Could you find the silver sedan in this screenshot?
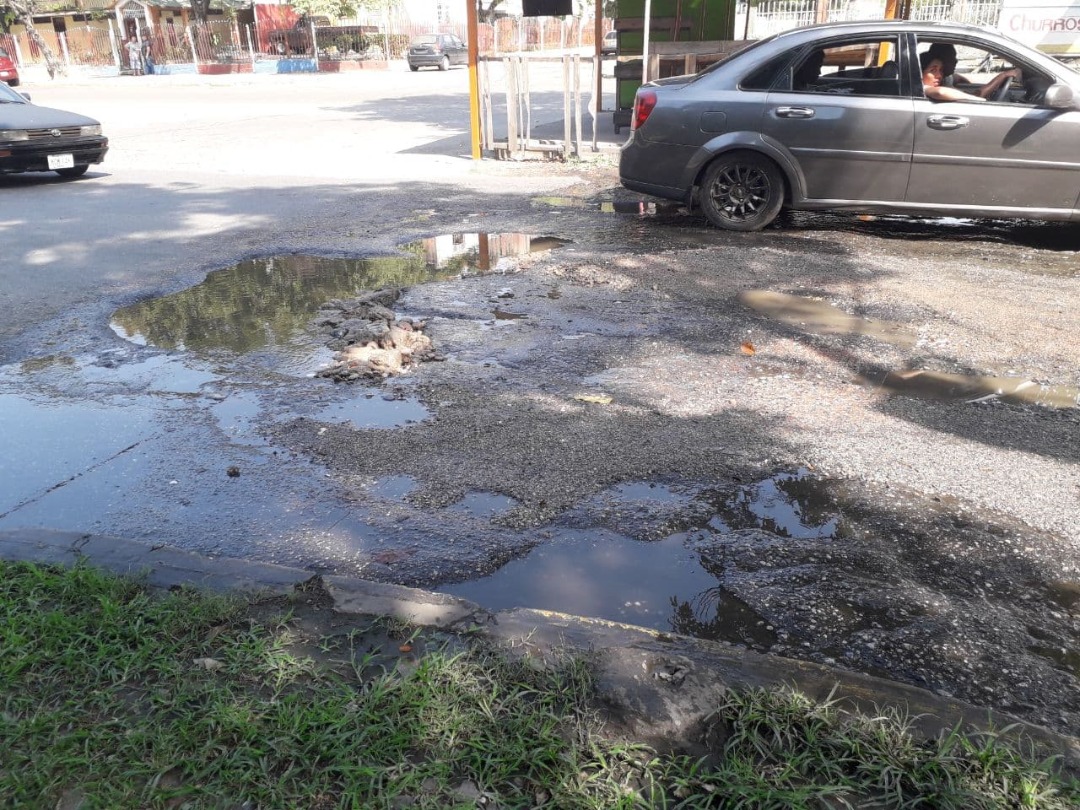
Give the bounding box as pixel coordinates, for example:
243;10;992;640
619;20;1080;230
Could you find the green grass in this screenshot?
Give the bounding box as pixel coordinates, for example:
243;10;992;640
1;560;1078;809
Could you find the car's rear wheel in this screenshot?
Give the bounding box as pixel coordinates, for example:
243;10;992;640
55;164;89;179
699;152;785;232
409;63;419;71
439;55;449;71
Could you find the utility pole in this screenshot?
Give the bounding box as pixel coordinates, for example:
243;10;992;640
467;0;482;159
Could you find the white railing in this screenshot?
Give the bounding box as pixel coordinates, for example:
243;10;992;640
738;0;1005;39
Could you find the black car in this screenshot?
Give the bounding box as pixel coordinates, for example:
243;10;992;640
407;33;467;72
0;82;108;178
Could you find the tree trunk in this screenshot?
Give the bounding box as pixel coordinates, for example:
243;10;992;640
19;17;65;79
189;0;211;23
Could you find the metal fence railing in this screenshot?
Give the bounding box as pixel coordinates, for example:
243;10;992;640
2;2;1007;75
0;13;608;74
738;0;1005;39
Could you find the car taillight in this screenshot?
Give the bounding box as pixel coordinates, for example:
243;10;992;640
632;90;657;131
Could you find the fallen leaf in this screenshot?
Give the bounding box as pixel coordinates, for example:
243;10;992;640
740;341;756;356
193;657;225;671
398;644;413;654
573;393;612;405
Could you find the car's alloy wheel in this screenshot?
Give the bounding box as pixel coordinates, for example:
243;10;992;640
55;164;89;178
439;55;450;71
700;152;785;232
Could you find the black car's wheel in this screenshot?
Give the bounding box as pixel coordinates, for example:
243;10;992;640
439;55;450;71
55;164;89;178
409;63;419;71
699;152;785;232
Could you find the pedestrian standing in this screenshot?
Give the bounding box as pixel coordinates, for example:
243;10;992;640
126;37;142;75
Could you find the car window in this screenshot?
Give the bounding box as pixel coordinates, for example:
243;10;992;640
0;46;10;59
785;38;902;97
412;35;437;46
916;38;1050;104
739;53;794;90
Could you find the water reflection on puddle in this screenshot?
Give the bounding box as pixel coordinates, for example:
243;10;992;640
0;393;156;517
110;235;569;372
312;396;429;428
441;469;835;644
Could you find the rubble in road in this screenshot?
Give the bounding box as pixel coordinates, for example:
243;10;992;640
313;288;443;381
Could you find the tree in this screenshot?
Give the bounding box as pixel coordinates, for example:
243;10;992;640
478;0;506;23
292;0;359;20
4;0;64;78
189;0;211;23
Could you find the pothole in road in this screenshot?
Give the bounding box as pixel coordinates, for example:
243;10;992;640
440;469;835;647
109;234;570;375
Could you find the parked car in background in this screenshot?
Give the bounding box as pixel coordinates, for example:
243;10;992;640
0;45;19;86
407;34;467;71
601;29;618;56
0;82;108;178
620;20;1080;231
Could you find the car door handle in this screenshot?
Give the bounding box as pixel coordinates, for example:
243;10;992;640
927;115;969;130
775;106;815;119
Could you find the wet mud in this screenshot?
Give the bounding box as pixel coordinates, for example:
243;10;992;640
3;189;1079;741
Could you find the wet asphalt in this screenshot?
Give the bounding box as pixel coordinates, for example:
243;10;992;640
1;70;1078;738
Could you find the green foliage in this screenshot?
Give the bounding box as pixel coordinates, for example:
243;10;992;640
3;560;1078;809
292;0;358;20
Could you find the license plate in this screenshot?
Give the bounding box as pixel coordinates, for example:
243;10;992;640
47;153;74;170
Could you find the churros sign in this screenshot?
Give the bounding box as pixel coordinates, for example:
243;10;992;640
998;0;1080;54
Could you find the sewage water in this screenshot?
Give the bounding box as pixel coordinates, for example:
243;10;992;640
110;235;569;372
441;469;836;645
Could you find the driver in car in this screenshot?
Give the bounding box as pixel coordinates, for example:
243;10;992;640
920;44;1019;100
920;50;1020;101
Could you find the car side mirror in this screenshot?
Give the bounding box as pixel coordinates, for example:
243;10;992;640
1043;82;1075;109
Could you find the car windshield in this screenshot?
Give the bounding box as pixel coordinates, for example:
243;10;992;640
0;82;25;103
412;36;438;46
0;46;10;58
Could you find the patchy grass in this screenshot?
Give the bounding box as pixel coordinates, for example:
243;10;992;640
1;560;1078;809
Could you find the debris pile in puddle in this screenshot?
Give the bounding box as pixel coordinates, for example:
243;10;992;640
313;288;443;382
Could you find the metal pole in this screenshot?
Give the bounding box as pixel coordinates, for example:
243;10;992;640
594;0;602;111
467;0;482;159
641;0;651;85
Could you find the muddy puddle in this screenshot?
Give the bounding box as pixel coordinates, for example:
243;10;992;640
109;234;569;373
442;469;834;647
740;290;1080;409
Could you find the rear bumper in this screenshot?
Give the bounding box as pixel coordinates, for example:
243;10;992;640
407;53;444;67
0;137;109;174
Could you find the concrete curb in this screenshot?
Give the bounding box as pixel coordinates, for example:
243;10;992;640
3;528;1078;770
